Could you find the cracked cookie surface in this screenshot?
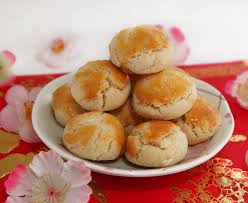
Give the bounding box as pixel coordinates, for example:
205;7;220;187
132;68;197;120
51;83;86;127
63;111;126;161
109;25;174;74
71;60;131;111
125;121;188;167
175;96;221;145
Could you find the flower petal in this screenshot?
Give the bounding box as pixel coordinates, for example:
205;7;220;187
19;120;41;143
61;160;91;188
0;105;19;132
4;164;36;197
28;87;42;101
170;27;185;43
225;80;234;95
14;100;25;124
158;25;189;64
2;51;16;67
30;173;69;203
169;28;189;65
231;70;248;109
36;51;60;69
29;150;64;177
64;185;92;203
36;32;84;69
5;196;30;203
174;45;190;64
5;85;28;107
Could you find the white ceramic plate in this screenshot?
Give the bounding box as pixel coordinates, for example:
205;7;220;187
32;73;234;177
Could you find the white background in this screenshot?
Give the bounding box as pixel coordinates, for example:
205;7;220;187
1;0;248;75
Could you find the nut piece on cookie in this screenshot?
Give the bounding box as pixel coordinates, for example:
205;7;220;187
175;96;221;145
51;83;86;127
109;25;174;74
71;60;131;111
132;68;197;120
110;98;144;135
63;112;126;161
125;121;188;168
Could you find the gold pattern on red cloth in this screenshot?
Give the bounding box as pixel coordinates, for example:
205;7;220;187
0;130;20;154
0;91;3;98
184;63;247;78
0;152;35;178
89;181;108;203
172;158;248;202
230;134;247;142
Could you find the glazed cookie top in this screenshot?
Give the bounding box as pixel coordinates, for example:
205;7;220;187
73;60;129;101
133;68;194;105
126;121;178;156
52;83;85;116
183;96;221;128
63;111;126;149
112;25;170;63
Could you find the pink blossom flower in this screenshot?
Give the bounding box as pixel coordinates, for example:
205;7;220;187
36;32;84;69
5;150;92;203
155;25;190;64
0;50;16;86
230;70;248;109
0;85;42;143
224;79;234;96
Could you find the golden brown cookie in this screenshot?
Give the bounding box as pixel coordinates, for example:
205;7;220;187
63;112;126;161
125;121;188;167
110;98;144;135
51;83;86;127
71;60;131;111
132;68;197;120
109;25;174;74
176;96;221;145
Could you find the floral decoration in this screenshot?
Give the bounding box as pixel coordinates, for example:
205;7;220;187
5;150;92;203
230;70;248;110
0;50;16;86
155;24;190;64
0;85;41;143
36;32;84;69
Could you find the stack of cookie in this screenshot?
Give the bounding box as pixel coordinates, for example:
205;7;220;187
51;25;221;168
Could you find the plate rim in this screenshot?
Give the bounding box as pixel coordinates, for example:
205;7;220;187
32;73;235;177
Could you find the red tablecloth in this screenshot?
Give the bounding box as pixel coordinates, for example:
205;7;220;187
0;61;247;203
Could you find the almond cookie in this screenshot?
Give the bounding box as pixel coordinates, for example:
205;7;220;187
132;68;197;120
125;121;188;167
71;60;131;111
51;83;85;127
63;112;126;161
110;98;144;135
109;25;174;74
176;96;221;145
